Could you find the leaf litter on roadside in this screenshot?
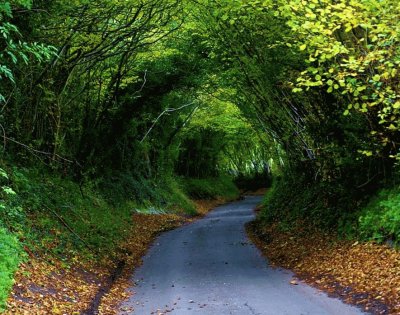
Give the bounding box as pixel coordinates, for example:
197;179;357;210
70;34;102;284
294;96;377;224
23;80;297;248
5;199;225;314
247;221;400;315
5;213;188;315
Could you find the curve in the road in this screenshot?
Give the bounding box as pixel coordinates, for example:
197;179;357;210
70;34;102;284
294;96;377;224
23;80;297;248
119;196;366;315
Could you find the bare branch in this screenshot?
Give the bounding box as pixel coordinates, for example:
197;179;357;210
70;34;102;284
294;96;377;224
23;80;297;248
140;101;197;143
2;135;75;164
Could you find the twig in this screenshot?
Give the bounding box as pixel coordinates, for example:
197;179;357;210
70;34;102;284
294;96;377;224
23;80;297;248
0;123;6;150
140;101;197;143
43;205;93;251
357;173;380;189
136;70;147;95
3;135;75;164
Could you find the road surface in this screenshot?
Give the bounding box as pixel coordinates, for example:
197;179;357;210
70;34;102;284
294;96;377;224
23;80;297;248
119;196;365;315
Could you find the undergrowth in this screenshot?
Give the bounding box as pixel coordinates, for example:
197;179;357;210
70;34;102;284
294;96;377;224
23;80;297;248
0;167;24;312
181;175;240;200
0;163;240;310
0;228;22;312
259;174;357;230
234;171;272;191
259;171;400;245
357;186;400;245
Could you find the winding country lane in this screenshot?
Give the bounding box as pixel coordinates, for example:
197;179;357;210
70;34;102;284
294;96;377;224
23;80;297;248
119;196;366;315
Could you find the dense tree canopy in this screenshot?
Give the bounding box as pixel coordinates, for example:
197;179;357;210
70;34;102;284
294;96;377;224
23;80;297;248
0;0;398;219
1;0;400;311
0;0;399;292
0;0;396;169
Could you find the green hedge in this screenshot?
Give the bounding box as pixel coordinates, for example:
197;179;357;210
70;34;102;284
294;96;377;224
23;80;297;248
181;176;239;200
0;227;21;311
358;187;400;245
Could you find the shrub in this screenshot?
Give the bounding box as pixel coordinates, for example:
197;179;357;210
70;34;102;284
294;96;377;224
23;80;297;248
181;176;239;200
155;176;197;215
258;172;357;230
358;187;400;244
0;227;22;311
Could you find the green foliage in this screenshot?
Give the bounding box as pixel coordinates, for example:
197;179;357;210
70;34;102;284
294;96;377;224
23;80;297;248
0;168;25;235
259;169;360;230
99;172;160;206
175;128;224;178
275;0;400;156
0;167;23;312
0;1;55;102
358;187;400;244
181;176;239;201
99;172;196;215
7;167;131;259
183;98;271;177
2;0;400;309
156;176;197;215
258;166;400;246
0;227;21;312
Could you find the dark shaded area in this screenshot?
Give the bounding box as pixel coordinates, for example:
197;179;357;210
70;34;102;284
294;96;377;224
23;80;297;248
234;171;272;192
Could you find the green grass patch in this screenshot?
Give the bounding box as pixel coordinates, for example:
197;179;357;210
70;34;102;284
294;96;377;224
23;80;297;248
258;174;358;230
98;171;196;214
181;175;240;200
0;227;22;312
7;167;131;261
357;186;400;245
0;164;239;310
9;168;199;260
156;176;197;215
258;171;400;245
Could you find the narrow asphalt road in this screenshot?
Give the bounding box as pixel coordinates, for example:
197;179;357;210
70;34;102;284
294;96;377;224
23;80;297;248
119;196;366;315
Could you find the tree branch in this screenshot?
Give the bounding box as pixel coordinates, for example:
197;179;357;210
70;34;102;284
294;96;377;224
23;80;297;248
140;101;197;143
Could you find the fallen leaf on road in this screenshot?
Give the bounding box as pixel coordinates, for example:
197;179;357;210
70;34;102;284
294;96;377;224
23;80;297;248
247;221;400;314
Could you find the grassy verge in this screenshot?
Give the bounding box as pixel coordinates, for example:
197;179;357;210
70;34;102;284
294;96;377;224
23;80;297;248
180;175;240;201
356;186;400;245
0;228;21;312
0;164;239;313
258;173;400;245
250;175;400;314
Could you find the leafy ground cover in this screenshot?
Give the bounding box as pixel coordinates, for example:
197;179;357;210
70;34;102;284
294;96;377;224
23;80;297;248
5;213;188;315
0;228;21;312
357;186;400;245
247;221;400;315
181;176;240;201
1;166;239;314
99;213;191;314
99;194;239;314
